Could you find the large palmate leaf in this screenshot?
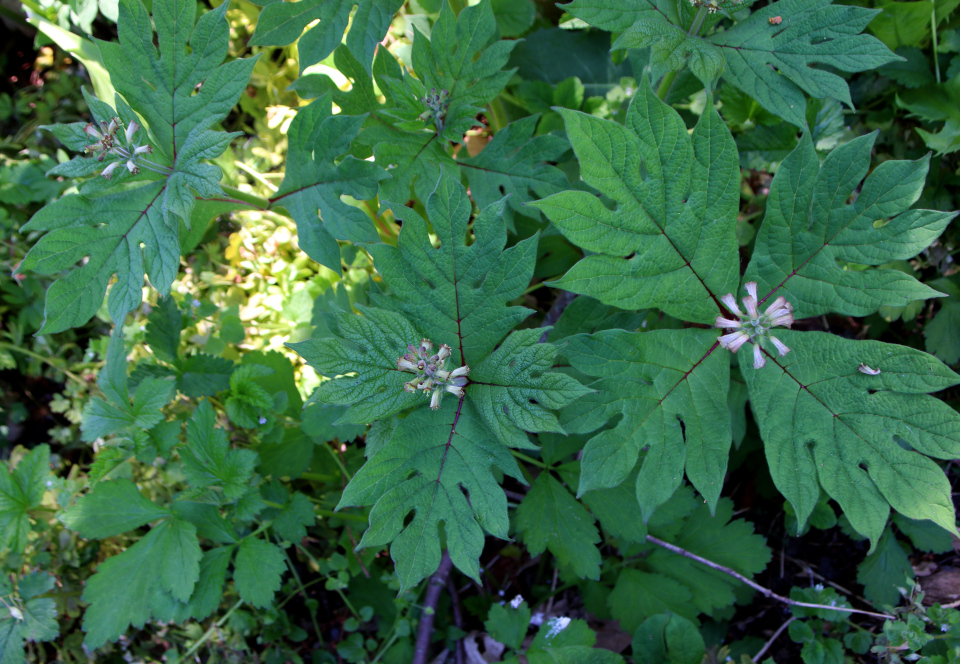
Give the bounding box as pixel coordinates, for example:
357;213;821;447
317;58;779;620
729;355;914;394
531;78;740;325
744;133;955;319
561;329;730;519
269;95;388;273
707;0;898;126
357;1;516;203
250;0;403;73
741;331;960;547
17;0;257;333
565;0;898;127
292;170;589;588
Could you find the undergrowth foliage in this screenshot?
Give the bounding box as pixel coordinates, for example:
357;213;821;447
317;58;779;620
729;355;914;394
5;0;960;660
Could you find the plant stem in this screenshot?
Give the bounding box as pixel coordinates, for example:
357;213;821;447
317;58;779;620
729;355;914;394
486;96;508;133
314;508;369;523
280;539;324;645
645;535;895;620
932;5;942;83
656;71;679;101
511;450;549;469
220;185;271;211
658;4;709;101
412;552;455;664
753;616;795;661
0;343;86;384
181;598;244;661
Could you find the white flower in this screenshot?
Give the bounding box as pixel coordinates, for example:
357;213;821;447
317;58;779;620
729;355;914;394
753;344;766;369
769;336;790;357
530;612;545;626
430;390;442;410
546;617;571;640
101;161;120;179
125;121;139;143
397;358;419;373
133;144;152;155
258;416;267;425
858;363;881;375
126;160;140;174
720;293;742;317
715;316;741;329
509;595;524;609
437;344;451;362
719;330;750;353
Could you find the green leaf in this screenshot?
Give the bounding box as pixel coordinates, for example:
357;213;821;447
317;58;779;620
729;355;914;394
612;24;725;88
19;0;256;333
224;364;276;429
745;133;955;319
926;301;960;364
608;570;697;634
61;479;169;539
709;0;899;126
180;400;258;499
0;445;50;556
491;0;535;37
250;0;403;73
410;1;519;139
869;2;934;50
580;472;649;545
186;546;233;621
18;574;58;644
893;514;954;553
857;528;914;605
81;517;201;647
533;80;740;325
458;114;571;230
645;499;771;617
741;330;960;547
515;473;602;580
338;400;523;590
270;95;388;273
233;538;286;608
262;484;316;542
632;613;705;664
485;600;531;650
562;329;730;519
170;501;238;544
145;297;182;363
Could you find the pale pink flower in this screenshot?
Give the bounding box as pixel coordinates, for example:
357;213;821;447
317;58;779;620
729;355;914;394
719;330;750;352
720;293;742;317
769;336;791;357
753;344;766;369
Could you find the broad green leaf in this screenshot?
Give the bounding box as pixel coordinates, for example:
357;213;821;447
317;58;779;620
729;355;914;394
409;1;519;140
491;0;535;37
186;546;233;621
741;330;960;546
298;171;588;587
645;499;771;616
374;171;539;365
612;24;725;88
17;573;58;644
709;0;899;126
170;502;238;544
0;445;50;556
61;479;170;539
338;399;523;590
81;517;201;647
485;601;532;650
869;2;934;50
580;472;649;545
233;538;286;608
224;364;275;429
607;570;696;634
893;514;954;553
515;473;602;580
632;613;705;664
458;114;570;230
533;80;740;325
857;529;913;605
925;301;960;364
270;95;388;273
745;133;955;319
181;400;258;499
19;0;257;333
250;0;403;73
546;297;647;342
561;329;730;518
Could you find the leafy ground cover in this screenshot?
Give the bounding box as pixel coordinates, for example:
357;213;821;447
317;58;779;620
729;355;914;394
2;0;960;662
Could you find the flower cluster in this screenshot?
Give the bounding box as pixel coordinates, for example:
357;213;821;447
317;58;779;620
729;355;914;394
397;339;470;410
84;118;153;179
687;0;743;12
418;88;451;131
715;282;794;369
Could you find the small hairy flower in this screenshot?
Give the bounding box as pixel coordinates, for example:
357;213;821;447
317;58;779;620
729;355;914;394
396;337;470;410
715;283;794;368
858;363;881;375
101;161;120;179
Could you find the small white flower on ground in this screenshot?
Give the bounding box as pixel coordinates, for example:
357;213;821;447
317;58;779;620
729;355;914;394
545;616;571;640
530;612;545;626
509;595;524;609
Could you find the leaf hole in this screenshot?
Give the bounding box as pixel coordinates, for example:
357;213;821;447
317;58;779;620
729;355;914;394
498;185;506;196
528;398;539;406
624;252;636;260
676;414;686;442
403;510;415;528
459;484;472;508
858;461;869;473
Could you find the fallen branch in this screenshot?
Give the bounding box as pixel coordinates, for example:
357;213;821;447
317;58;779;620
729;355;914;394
646;535;895;620
413;552;455;664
